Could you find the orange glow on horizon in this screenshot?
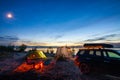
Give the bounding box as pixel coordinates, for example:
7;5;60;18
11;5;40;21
12;40;120;46
13;41;83;46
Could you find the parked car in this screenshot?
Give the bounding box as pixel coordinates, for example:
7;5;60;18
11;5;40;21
75;43;120;74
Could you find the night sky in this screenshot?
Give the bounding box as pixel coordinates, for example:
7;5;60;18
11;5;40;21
0;0;120;46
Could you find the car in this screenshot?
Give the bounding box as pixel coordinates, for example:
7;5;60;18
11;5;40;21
74;43;120;74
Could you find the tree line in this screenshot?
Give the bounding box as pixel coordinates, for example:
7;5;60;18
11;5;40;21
0;44;27;52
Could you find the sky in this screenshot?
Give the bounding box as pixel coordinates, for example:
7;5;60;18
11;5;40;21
0;0;120;46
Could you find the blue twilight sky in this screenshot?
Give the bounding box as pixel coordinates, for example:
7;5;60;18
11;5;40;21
0;0;120;46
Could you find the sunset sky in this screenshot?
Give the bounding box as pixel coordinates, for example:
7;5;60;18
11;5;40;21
0;0;120;46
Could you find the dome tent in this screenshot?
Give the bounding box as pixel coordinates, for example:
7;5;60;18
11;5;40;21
26;50;47;59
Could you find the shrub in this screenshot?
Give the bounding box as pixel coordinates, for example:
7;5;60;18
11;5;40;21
18;44;27;52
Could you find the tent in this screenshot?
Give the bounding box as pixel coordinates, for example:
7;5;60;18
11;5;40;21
26;50;47;59
56;46;73;58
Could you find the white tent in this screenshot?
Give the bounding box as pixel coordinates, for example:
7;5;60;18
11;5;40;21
56;46;73;58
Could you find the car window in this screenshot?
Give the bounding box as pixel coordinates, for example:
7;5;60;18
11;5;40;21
95;51;101;56
103;51;107;57
89;50;94;55
116;50;120;54
107;51;120;58
80;50;85;55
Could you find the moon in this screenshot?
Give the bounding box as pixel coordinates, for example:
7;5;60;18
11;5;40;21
7;13;13;18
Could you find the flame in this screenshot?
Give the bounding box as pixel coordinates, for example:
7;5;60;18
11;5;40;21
13;61;44;73
35;64;40;69
13;62;33;73
40;62;43;68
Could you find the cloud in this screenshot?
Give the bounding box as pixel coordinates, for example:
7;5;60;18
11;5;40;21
85;33;120;42
0;36;19;45
0;35;52;46
0;36;19;41
85;38;105;42
54;35;63;40
102;34;119;38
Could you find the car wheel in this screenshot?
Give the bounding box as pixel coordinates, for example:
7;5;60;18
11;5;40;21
79;63;90;74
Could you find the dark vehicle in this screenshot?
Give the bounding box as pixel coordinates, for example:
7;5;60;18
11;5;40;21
75;43;120;74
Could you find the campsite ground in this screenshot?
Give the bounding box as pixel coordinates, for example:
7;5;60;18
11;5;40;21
0;52;120;80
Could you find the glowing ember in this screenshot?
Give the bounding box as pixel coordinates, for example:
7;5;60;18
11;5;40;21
40;62;43;68
13;62;33;72
34;62;43;70
35;64;40;69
